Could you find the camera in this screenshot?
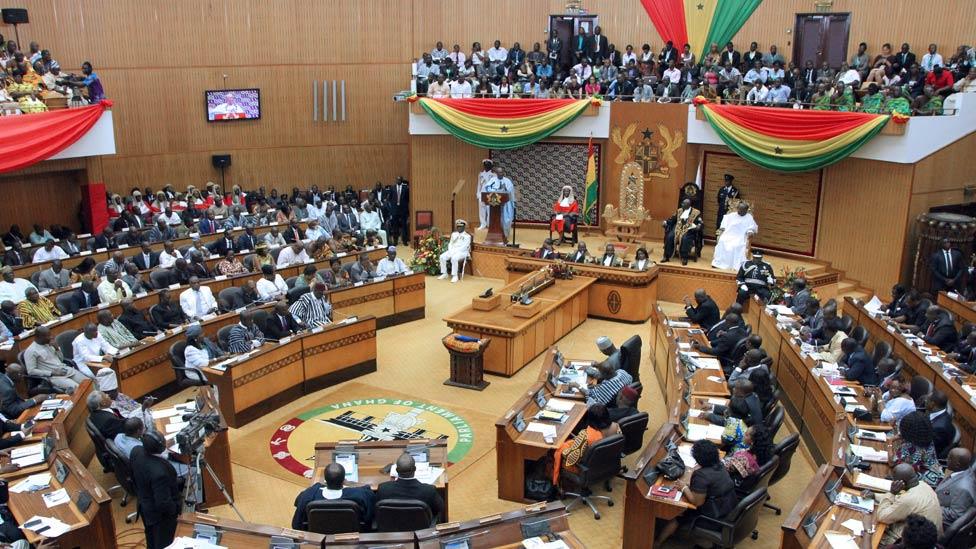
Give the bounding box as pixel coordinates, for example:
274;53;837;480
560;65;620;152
175;412;222;455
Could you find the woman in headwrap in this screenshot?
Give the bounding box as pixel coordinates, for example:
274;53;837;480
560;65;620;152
550;185;579;245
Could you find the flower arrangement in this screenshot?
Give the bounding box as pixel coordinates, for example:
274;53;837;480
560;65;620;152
546;260;575;280
410;227;445;275
769;267;819;305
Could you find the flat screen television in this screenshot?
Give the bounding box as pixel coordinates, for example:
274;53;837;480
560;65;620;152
205;88;260;121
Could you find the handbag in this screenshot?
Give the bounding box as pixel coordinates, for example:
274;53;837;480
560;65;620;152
655;447;687;481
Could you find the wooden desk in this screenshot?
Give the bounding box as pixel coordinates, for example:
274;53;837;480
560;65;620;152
444;273;595;377
330;271;426;329
325;531;417;547
174;512;325;548
415;501;579;549
312;439;449;521
495;382;587;502
205;317;377;428
938;291;976;330
536;346;593;401
651;309;729;405
15;379;94;466
7;449;115;547
505;256;658;322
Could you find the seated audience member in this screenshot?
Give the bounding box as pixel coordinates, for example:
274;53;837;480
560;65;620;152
179;277;218;320
16;287;60;329
227;311;264;354
304;219;329;242
723;424;774;494
215;249;247;276
683;289;720;330
597;243;623;267
566;242;590;263
376;453;445;521
320;258;350;288
630;247;653;270
711;202;757;270
728;349;768;384
839;337;879;386
718;396;751;452
208;229;238;257
784;278;812;315
706;304;744;342
183;325;224;372
0;301;22;336
918;306;958;350
264;227;287;248
692;313;748;367
0;267;36;304
256;264;288;301
24;326;89;392
656;440;737;546
236;226;259;252
113;417;188;476
294;264;325;290
595;336;622;371
809;319;847;363
709;379;763;427
936;448;976;530
872;377;918;425
550;186;579;245
376;247;410;276
571;359;633;407
32;239;68;264
158;241;182;268
264;301;301;340
875;463;943;545
36;259;70;291
147;220;175;244
884;284;910;319
2;242;28;267
72;322;119;377
749;368;776;412
151;289;187;329
97;309;140;350
358;202;387;245
345;252;376;283
122;263;148;295
97;267;132;304
292;462;375;530
923;391;955;460
283;220;305;244
290;283;333;328
28;225;54;246
87;390;126;440
608;385;639;422
552;404;621;485
67;280;100;313
895;411;945;488
533;238;558;260
132;242;159;271
118;299;159;339
0;363;55;419
276;242;310;268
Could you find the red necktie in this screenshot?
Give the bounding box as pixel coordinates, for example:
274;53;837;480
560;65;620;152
927;324;935;337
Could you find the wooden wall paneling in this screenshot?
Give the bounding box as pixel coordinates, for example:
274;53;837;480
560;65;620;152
701;152;821;255
409;135;487;234
0;171;85;233
817;158;913;292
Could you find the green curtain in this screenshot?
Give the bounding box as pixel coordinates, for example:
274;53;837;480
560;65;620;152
701;0;763;59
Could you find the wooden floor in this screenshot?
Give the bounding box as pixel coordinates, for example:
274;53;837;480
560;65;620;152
98;238;822;549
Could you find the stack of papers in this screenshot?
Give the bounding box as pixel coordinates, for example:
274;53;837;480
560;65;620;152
525;422;558;439
42;488;69;508
849;444;888;463
842;518;865;535
677;444;698;467
686;423;724;441
522;538;570;549
835;491;875;513
864;295;884;314
667;320;691;328
11;443;45;467
545;398;574;413
22;515;71;538
853;472;893;492
10;473;51;493
165;538;226;549
824;532;860;549
697;358;722;371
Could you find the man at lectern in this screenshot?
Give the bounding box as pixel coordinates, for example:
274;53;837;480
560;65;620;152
476;159;494;230
485;167;515;240
438;220;472;283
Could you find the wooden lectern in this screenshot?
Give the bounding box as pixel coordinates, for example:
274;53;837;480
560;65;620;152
442;334;491;391
481;191;509;246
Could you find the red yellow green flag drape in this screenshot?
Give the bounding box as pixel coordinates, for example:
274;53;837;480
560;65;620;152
639;0;763;61
415;98;595;149
700;103;890;172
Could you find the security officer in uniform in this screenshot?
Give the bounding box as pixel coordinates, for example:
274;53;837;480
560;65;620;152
716;173;740;228
736;249;775;304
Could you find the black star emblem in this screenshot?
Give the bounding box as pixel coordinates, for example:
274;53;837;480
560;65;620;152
774;146;783;154
500;125;509;133
641;128;653;139
697;3;704;9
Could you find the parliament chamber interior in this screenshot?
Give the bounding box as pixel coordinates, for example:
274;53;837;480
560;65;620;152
1;1;976;548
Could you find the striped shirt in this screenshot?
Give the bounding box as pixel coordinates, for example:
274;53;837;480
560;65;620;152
228;323;264;354
289;292;332;328
586;369;633;407
98;320;139;348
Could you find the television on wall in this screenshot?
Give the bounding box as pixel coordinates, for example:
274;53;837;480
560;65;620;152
205;88;261;121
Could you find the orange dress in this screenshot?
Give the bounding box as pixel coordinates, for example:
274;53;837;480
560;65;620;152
551;199;579;234
552;426;603;484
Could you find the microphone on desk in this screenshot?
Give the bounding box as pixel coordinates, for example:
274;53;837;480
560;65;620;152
802;505;833;538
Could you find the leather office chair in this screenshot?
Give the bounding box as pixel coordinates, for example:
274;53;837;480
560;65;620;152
764;404;785;438
287;285;310;304
55;293;76;315
727;337;750;371
217;325;234;352
850;325;869;347
872;340;892;364
305;499;363;534
763;433;800;514
218;286;245;312
85;417;115;474
618;412;649;457
54;329;80;361
940;507;976;549
683;487;767;548
29;271;41;287
104;440;139;523
619;335;642;382
762;389;781;419
560;434;625;519
270;247;283;264
373;499;435;532
252;310;270;331
169;341;208;388
285;276;298;289
734;455;779;500
838;315;854;334
149;269;174;289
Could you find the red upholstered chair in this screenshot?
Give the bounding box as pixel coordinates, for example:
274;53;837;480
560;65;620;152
412;210;433;248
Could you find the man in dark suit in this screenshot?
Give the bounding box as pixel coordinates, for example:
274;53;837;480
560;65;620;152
2;242;26;267
131;432;181;549
919;305;959;350
706;304;744;342
336;206;360;235
376;453;444;521
930;239;965;292
68;281;100;313
390;177;410;246
720;42;740;68
927;391;956;459
683;289;720;330
88;391;126;440
589;26;609;63
896;43;916;71
131;242;159;271
236;226;259;252
0;364;52;418
208;229;238;257
90;227;117;251
658;41;677;68
692;313;747;368
839;338;879;386
283;220;305;244
264;301;301;340
291;462;375;530
0;301;22;336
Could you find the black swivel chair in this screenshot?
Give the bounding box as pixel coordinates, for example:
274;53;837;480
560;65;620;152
619;335;642;382
734;455;779;500
373;499;435;532
305;499;363;534
560;434;625;519
54;329;80;361
287;285;310;304
216;325;235;352
285;276;298;289
763;433;801;514
683;487;768;548
104;440;139;523
252;310;270;331
838;315;854;334
850;325;869;347
55;293;76;315
727;337;750;371
761;388;782;419
169;341;208;388
149;269;174;289
618;412;649;457
218;286;245;312
872;340;892;364
85;417;114;474
764;404;785;438
940;507;976;549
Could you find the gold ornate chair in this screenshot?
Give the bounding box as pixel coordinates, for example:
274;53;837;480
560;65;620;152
603;162;651;243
